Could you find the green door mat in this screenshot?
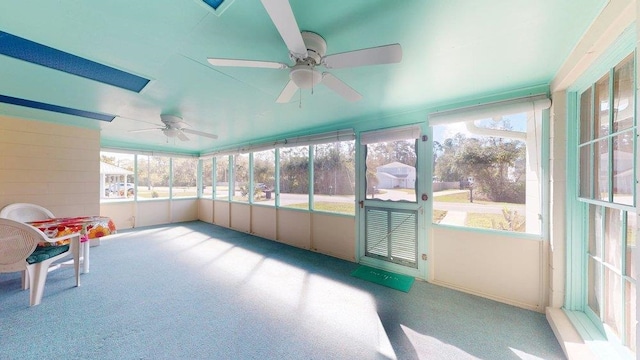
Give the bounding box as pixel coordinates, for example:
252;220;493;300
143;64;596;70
351;265;414;292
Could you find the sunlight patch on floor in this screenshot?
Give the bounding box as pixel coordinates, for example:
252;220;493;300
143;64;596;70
239;257;308;307
299;273;396;358
149;225;399;357
401;324;479;360
509;347;549;360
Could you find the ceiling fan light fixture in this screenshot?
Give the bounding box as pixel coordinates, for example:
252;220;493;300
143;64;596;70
289;64;322;89
163;128;180;138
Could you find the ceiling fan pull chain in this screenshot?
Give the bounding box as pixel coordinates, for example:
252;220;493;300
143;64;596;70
299;88;302;108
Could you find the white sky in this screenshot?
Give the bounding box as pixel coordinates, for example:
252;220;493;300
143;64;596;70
432;113;527;143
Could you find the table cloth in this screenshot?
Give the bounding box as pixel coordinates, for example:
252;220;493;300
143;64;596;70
26;216;116;273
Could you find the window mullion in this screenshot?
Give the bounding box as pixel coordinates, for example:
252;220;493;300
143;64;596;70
608;68;615;203
249;153;254;204
598;206;605;319
275;149;280;207
633;51;638;207
169;158;173;200
214;157;219;200
309;145;314;211
228;155;233;200
621;211;628;346
607;134;614;203
590;85;596;199
134;154;138;201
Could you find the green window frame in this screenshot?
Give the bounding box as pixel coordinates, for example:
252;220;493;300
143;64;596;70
568;46;636;355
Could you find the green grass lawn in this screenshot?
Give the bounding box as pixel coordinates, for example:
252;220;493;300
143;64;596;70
466;213;525;232
433;191;522;207
433;210;447;223
136;188;197;198
285;201;355;215
433;190;494;204
134;187;524;231
433;191;526;231
433;191;470;202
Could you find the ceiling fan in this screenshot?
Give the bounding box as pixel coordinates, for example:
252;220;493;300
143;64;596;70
130;114;218;141
206;0;402;103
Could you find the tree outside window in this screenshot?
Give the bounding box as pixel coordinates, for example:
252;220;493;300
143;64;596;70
432;114;530;233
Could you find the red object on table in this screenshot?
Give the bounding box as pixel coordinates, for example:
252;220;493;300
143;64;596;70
27;216;116;246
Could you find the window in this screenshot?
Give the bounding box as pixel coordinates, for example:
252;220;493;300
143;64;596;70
364;140;417;202
204;129;354;211
232;154;249;202
137;154;170;199
578;53;636;351
430;99;545;235
253;149;275;206
202;158;213;198
215;155;229;200
171;158;198;198
279;146;309;209
103;130;355;211
360;125;422;202
101;151;205;201
100;151;134;199
313;140;356;215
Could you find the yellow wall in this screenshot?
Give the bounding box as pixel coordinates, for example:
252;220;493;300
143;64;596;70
0;115;100;217
199;200;357;262
100;198;200;229
431;226;546;312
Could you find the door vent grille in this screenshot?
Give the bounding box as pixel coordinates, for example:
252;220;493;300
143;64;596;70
365;207;417;268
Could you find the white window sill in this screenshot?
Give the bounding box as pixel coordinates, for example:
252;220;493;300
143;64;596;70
546;307;635;360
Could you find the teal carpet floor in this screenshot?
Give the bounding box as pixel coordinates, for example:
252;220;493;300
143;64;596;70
0;221;565;359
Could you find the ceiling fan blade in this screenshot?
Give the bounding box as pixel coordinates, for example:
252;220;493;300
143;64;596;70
322;44;402;69
176;130;190;142
276;79;299;103
129;127;163;133
321;73;362;102
207;58;288;69
182;128;219;139
260;0;308;60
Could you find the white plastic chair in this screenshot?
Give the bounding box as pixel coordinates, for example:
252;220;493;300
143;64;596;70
0;218;80;306
0;202;89;285
0;203;55;222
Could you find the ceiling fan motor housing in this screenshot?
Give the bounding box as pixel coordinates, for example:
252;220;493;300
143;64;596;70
160;114;183;127
297;31;326;64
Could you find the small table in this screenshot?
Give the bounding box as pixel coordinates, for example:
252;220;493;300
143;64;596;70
27;216;116;274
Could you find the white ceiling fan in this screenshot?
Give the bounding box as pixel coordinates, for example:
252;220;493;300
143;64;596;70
130;114;218;141
206;0;402;103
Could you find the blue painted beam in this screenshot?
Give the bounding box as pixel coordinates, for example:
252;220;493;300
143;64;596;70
0;31;149;92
